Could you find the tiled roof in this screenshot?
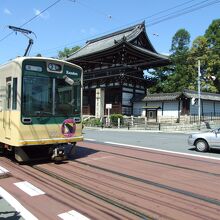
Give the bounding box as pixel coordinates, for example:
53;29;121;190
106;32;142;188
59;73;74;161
142;92;182;101
132;89;220;102
66;22;165;60
183;89;220;101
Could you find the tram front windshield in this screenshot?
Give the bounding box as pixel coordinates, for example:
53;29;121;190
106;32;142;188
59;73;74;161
22;76;80;117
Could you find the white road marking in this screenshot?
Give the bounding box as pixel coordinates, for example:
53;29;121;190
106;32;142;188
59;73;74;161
0;165;9;174
84;138;96;141
58;210;90;220
0;187;38;220
104;141;220;161
14;181;45;197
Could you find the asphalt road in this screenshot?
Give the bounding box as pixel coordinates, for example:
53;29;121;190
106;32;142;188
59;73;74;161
83;127;220;159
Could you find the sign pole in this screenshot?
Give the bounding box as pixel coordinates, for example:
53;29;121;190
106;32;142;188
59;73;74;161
198;60;201;130
106;104;112;127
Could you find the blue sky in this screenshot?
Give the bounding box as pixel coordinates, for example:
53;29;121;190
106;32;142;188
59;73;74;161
0;0;219;64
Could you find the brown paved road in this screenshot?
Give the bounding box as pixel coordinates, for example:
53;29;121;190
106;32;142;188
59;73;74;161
0;141;220;219
0;157;139;220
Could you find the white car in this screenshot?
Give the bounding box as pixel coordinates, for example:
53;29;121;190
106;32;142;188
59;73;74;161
188;128;220;152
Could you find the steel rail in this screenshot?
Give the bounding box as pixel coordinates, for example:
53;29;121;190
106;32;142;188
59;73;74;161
32;165;155;220
73;160;220;207
80;146;220;177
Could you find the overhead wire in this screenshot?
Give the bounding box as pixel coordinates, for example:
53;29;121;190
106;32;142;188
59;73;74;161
147;0;210;24
68;0;113;20
38;0;199;55
147;0;220;26
36;0;220;57
0;0;62;43
1;0;220;61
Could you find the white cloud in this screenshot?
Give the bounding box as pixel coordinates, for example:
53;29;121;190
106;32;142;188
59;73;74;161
34;9;49;19
4;8;12;15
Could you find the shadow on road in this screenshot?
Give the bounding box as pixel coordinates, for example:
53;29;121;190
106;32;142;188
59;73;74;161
74;146;99;159
0;210;22;220
188;147;220;154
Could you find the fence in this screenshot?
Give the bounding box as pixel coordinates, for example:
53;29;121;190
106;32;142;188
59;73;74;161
190;113;220;124
84;114;220;131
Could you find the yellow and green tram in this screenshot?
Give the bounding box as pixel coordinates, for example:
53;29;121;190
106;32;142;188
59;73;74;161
0;57;83;162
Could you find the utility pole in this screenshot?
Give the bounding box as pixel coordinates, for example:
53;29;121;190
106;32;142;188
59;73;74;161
198;60;201;129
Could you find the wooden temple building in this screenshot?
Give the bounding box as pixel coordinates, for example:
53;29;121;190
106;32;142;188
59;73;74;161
67;21;170;117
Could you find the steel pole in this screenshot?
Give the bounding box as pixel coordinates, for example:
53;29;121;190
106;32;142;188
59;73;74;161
198;60;201;129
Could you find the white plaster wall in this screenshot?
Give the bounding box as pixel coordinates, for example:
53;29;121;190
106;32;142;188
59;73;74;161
162;101;179;117
190;100;220;115
139;101;179;117
135;89;145;94
133;102;145;116
215;102;220;114
190;103;198;115
122;87;133;92
202;100;213;114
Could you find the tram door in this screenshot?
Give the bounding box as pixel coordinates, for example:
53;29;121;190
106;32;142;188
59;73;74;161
5;79;11;139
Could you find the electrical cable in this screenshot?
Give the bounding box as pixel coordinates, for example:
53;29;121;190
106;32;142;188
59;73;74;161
39;0;198;55
0;0;62;43
1;0;220;61
147;0;220;26
35;0;220;57
68;0;113;20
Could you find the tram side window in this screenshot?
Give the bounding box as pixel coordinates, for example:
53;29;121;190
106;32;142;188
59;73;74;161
7;84;11;109
12;78;17;110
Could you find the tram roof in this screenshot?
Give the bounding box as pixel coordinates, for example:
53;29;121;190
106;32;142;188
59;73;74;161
0;56;82;70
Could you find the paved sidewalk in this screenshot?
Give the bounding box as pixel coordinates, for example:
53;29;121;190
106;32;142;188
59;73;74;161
0;197;24;220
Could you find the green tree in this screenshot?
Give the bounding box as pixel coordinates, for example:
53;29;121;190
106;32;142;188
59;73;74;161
164;29;191;92
58;46;80;60
170;28;190;54
148;29;191;93
147;67;171;93
187;36;217;92
149;20;220;93
204;19;220;92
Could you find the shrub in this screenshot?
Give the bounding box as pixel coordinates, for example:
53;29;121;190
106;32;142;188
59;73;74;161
83;118;102;127
110;114;124;126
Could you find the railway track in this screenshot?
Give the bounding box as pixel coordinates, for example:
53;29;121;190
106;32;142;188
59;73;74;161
32;164;155;220
81;145;220;177
73;160;220;206
30;156;220;220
